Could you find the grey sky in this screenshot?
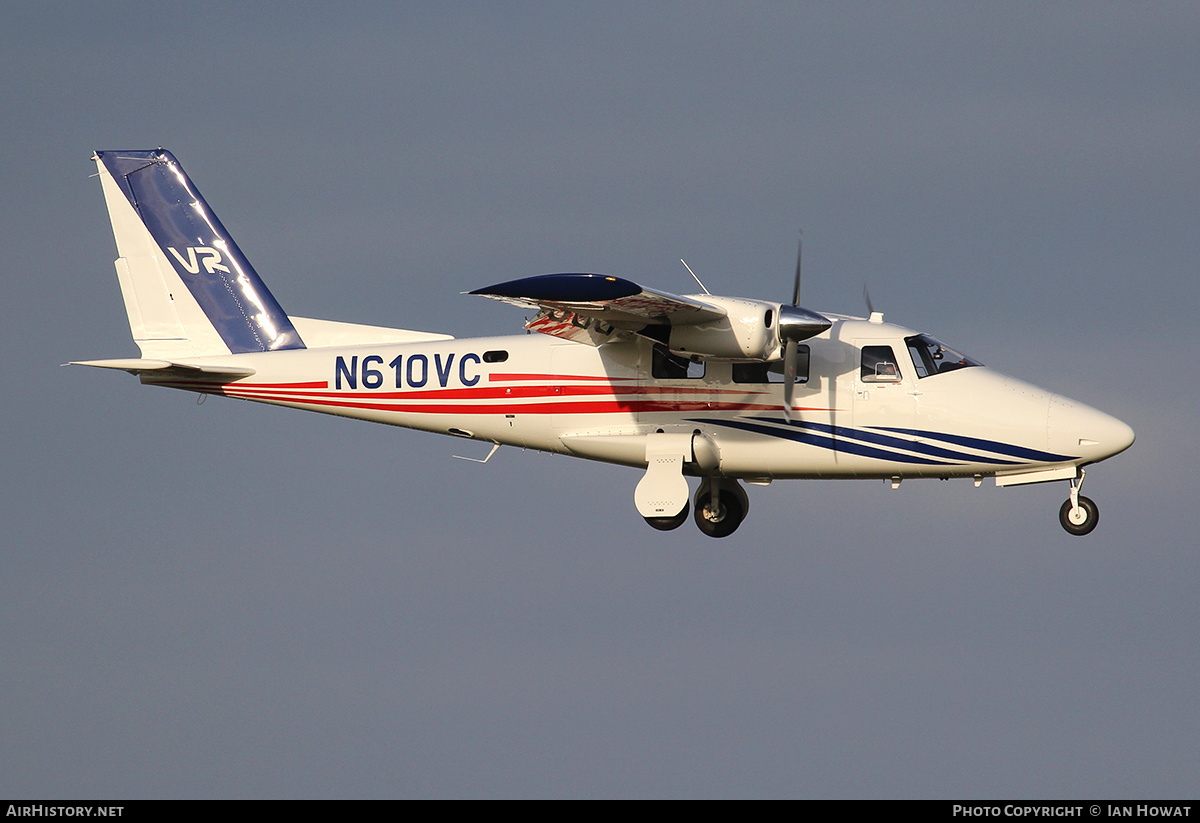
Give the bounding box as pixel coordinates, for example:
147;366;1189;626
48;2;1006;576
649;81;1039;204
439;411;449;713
2;2;1197;798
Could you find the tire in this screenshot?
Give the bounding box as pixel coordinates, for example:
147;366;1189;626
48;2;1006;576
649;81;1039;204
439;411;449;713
693;488;745;538
1059;495;1099;536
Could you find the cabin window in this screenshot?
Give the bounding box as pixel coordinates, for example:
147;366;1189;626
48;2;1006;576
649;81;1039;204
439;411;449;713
732;346;809;384
861;346;902;383
651;345;705;379
482;350;509;363
904;334;981;378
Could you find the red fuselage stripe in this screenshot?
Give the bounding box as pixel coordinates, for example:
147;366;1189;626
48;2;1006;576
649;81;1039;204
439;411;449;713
488;372;636;383
221;383;766;402
229;395;787;415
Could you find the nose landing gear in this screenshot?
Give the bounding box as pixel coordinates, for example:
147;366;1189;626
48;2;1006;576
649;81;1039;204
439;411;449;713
1059;470;1099;536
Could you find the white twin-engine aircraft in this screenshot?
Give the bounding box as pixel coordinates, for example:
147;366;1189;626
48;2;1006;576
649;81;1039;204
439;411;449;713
74;149;1134;538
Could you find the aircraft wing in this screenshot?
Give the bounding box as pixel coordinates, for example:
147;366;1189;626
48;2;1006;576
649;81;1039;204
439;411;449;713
470;273;726;344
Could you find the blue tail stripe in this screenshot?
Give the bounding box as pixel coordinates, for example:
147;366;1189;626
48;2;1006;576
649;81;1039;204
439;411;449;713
97;150;305;354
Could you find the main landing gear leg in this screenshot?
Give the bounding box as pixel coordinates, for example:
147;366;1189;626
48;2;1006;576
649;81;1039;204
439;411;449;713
1058;469;1099;536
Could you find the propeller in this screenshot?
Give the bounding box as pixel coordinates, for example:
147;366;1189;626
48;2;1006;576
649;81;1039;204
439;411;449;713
863;283;883;322
778;232;832;417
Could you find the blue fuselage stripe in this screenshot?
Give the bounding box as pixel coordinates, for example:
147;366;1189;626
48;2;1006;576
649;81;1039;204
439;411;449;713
689;416;1071;467
690;417;955;466
748;417;1023;465
869;426;1074;463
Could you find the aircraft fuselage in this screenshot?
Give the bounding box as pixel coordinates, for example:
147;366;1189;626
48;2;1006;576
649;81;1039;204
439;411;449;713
139;316;1132;484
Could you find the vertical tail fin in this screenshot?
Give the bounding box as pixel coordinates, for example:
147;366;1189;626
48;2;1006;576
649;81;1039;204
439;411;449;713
93;149;304;358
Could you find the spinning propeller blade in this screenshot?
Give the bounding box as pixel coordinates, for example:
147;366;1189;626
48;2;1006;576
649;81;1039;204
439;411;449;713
778;232;831;418
791;233;803;306
783;336;799;415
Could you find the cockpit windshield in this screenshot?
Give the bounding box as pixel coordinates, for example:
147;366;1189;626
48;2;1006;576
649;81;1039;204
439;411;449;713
905;334;982;378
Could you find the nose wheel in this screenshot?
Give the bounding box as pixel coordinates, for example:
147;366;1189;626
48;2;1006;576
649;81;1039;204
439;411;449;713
1058;471;1099;535
1059;496;1098;535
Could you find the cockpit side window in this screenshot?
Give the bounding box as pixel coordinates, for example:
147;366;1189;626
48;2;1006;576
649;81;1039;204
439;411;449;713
861;345;902;383
904;334;981;378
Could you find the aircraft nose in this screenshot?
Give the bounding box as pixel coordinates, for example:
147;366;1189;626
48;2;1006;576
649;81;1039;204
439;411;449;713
1049;396;1135;461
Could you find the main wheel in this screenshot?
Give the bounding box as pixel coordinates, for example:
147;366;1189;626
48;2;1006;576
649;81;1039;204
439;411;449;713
693;488;745;538
645;502;689;531
1059;495;1099;536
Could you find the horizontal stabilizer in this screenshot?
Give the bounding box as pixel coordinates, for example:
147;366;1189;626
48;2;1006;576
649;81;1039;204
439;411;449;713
67;359;256;378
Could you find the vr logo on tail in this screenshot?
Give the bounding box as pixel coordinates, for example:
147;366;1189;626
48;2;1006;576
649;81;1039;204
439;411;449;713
167;246;231;275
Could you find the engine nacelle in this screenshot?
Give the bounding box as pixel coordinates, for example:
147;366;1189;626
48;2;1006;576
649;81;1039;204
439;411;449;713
667;296;780;360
